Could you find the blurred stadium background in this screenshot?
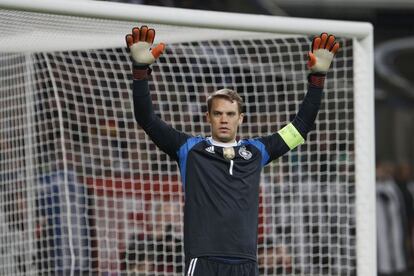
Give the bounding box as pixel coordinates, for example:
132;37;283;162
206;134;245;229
110;0;413;274
110;0;414;166
1;0;413;275
116;1;413;275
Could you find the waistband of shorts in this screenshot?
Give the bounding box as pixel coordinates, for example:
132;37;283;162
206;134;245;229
206;256;252;264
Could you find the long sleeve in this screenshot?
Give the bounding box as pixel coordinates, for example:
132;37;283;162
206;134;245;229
291;85;323;137
133;79;190;160
258;82;324;163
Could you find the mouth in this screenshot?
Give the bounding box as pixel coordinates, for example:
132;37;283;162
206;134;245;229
219;127;230;132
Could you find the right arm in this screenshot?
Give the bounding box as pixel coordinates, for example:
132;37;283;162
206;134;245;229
133;78;190;160
127;26;190;160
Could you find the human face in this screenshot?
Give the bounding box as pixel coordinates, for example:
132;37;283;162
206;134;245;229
206;97;244;143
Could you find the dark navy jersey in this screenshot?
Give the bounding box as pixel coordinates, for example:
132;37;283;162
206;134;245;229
133;79;323;261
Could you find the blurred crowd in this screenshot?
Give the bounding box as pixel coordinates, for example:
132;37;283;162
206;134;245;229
1;0;414;275
376;161;414;276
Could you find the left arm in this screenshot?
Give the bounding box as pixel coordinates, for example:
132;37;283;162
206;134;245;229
259;33;340;163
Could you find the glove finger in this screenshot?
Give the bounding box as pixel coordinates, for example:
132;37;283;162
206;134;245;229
125;34;133;48
140;25;148;42
312;37;321;52
319;33;328;49
132;27;140;43
146;29;155;44
151;43;166;59
307;51;316;68
331;42;340;54
325;34;336;49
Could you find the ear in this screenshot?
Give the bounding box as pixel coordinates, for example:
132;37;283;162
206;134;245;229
206;111;211;123
238;113;244;125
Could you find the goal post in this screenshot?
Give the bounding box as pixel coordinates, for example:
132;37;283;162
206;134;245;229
0;0;375;275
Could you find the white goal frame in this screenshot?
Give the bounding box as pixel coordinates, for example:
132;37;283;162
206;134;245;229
0;0;375;275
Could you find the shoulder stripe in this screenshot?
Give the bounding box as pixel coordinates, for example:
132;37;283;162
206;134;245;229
277;123;305;150
177;136;205;188
242;139;270;167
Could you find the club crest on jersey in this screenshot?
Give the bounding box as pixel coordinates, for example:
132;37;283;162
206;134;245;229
238;146;252;160
205;145;215;154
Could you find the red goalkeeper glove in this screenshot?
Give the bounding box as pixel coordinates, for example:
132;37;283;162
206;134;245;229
125;26;165;80
307;33;340;88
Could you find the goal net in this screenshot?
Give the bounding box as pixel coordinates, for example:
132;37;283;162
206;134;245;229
0;1;375;275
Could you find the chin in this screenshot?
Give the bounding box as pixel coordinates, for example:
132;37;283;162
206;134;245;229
217;136;234;143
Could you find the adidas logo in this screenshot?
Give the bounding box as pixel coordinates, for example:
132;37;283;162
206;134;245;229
205;146;215;154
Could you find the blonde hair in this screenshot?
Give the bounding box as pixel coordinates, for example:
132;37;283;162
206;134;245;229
207;89;243;114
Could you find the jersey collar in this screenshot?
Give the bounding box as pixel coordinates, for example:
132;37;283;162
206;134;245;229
207;137;239;147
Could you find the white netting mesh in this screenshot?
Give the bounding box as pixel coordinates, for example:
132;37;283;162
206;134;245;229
0;6;356;276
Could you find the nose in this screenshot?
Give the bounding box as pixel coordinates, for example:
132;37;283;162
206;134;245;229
220;115;228;124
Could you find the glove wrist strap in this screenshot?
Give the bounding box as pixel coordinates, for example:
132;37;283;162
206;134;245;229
133;64;152;80
308;73;326;88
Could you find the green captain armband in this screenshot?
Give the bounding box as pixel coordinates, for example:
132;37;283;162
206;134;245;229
277;123;305;150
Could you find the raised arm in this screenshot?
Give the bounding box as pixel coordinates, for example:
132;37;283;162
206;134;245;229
126;26;190;160
260;33;340;162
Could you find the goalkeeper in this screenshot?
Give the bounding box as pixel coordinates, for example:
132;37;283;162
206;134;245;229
126;26;339;276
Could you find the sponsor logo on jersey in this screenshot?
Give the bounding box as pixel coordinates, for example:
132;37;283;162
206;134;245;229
238;146;252;160
205;146;215;154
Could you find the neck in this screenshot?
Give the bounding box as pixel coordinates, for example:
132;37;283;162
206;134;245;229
208;137;238;147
